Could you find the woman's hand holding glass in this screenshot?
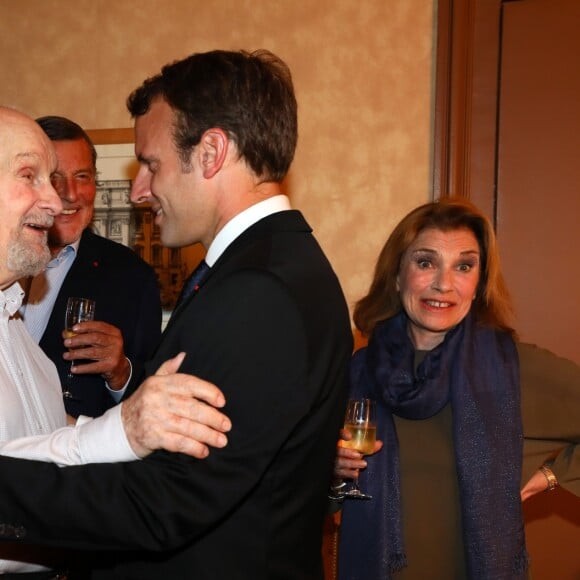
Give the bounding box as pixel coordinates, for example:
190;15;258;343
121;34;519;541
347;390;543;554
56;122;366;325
334;429;383;481
332;398;383;500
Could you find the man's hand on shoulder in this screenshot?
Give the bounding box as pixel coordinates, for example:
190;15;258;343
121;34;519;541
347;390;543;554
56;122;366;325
121;352;231;458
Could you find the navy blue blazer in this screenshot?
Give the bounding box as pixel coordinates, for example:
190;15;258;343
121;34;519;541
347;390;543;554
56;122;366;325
39;229;162;417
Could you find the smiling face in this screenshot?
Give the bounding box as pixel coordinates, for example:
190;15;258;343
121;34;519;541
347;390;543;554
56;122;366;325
47;138;96;254
0;108;62;288
130;98;214;249
396;227;481;350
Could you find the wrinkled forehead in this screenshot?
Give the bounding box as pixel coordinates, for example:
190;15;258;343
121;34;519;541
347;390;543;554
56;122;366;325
401;226;482;263
413;225;480;247
0;113;57;172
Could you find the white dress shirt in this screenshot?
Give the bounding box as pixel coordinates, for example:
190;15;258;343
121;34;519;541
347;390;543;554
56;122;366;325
205;194;292;266
21;241;78;342
0;282;138;572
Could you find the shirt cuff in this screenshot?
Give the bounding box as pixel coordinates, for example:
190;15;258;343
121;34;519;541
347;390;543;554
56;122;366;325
76;403;139;463
105;357;132;402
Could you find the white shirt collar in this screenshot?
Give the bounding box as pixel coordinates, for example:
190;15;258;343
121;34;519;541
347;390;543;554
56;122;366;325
0;282;25;316
205;195;291;266
48;238;80;267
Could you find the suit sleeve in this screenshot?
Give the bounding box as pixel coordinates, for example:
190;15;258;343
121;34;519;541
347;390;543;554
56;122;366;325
0;271;312;550
118;263;162;399
520;342;580;496
123;264;162;365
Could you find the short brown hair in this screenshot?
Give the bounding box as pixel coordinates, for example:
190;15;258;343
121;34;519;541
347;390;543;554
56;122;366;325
36;115;97;170
127;49;297;183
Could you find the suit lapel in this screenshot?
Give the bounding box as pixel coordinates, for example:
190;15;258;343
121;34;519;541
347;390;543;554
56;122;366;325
162;210;310;336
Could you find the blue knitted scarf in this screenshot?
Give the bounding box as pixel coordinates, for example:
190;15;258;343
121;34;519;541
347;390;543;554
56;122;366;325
338;312;528;579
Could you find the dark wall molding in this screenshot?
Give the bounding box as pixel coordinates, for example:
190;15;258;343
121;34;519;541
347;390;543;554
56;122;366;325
432;0;502;224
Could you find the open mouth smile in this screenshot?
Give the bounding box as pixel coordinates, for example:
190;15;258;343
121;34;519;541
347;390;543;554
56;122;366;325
23;220;52;237
423;299;453;309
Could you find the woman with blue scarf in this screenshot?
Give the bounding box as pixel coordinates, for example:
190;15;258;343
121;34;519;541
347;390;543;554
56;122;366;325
335;198;580;579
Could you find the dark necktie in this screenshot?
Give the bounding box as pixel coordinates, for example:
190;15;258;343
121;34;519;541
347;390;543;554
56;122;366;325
175;260;210;309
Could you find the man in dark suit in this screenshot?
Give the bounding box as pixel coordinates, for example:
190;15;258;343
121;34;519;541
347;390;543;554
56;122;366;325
0;50;352;579
21;116;161;417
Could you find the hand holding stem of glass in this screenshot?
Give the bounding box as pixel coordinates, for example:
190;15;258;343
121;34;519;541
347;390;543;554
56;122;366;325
342;398;376;499
63;297;96;398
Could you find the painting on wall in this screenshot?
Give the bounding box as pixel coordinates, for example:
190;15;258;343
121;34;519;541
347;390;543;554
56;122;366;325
86;129;188;315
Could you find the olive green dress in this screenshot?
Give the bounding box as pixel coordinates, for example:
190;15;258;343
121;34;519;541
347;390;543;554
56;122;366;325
386;342;579;578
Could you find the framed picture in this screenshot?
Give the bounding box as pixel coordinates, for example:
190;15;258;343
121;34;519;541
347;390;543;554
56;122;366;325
87;129;136;248
86;128;188;316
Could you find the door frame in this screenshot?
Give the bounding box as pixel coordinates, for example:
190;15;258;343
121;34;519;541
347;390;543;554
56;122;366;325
432;0;505;223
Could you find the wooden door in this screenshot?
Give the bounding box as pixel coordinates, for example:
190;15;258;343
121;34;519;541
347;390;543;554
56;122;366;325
498;0;580;366
434;1;580;577
434;0;580;365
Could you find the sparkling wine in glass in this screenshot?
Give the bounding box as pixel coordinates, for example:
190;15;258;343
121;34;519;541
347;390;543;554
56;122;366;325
63;297;95;399
341;398;376;500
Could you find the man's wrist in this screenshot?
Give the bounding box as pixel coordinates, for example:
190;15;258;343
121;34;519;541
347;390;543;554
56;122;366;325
105;356;132;391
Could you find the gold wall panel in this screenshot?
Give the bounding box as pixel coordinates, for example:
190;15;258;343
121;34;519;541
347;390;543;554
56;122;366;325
0;0;434;321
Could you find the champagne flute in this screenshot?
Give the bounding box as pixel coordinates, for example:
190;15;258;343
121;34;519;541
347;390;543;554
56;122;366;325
341;398;376;500
63;297;96;399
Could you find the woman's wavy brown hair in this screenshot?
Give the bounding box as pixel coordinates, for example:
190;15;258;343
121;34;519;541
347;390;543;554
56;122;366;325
353;197;515;338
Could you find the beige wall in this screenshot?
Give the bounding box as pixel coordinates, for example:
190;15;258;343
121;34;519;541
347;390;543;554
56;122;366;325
0;0;434;320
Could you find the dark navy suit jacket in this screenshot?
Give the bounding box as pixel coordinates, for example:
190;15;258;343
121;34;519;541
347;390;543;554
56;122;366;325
39;228;162;417
0;212;352;579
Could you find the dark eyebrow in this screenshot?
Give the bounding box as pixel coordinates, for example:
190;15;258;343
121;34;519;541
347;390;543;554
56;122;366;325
53;167;95;175
136;153;155;165
411;248;437;254
411;248;480;257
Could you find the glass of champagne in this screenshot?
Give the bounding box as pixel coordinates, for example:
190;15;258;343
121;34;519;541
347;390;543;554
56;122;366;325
63;297;96;399
341;398;376;500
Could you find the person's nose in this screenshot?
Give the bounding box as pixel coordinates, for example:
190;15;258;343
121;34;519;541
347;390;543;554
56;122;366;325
40;180;63;217
432;267;452;292
56;174;79;203
130;165;152;204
